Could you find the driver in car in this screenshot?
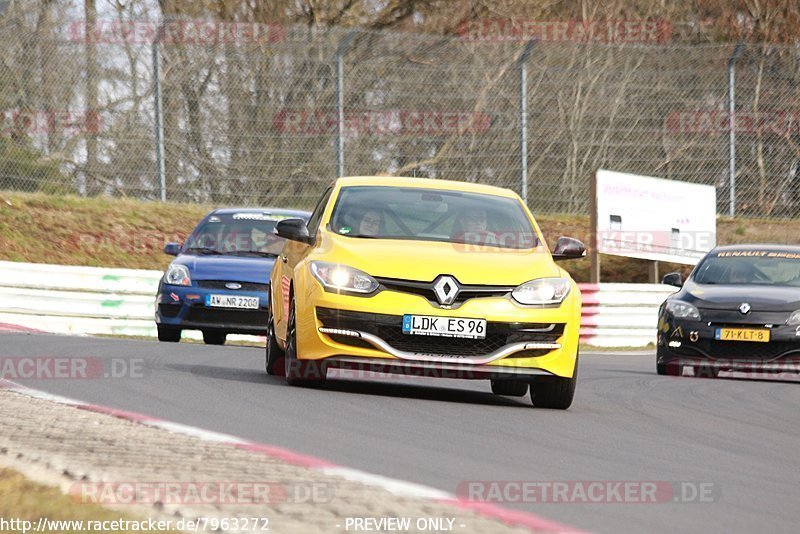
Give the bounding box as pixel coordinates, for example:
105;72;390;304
454;207;499;247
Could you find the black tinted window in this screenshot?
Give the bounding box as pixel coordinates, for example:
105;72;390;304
693;250;800;286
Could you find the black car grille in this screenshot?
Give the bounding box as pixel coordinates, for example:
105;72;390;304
196;280;268;292
697;309;790;325
316;307;563;358
185;307;266;327
672;339;800;360
327;334;373;349
375;325;506;356
158;303;181;318
374;276;513;306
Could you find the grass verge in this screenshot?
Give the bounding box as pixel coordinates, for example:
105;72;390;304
0;468;179;534
3;191;799;282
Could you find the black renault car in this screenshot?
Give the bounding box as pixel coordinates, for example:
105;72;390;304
657;244;800;377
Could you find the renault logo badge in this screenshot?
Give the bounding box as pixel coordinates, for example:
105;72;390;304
432;275;460;306
739;302;751;315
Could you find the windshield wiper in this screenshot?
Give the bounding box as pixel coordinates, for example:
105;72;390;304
186;247;223;255
227;250;280;258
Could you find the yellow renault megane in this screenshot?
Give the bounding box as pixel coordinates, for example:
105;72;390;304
266;177;585;409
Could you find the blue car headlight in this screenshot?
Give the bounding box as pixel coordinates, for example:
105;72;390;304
164;264;191;286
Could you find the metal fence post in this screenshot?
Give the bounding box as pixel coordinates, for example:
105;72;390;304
152;41;166;202
727;43;745;217
335;32;357;179
518;39;537;205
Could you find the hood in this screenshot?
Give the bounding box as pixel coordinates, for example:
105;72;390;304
173;254;275;284
316;232;560;286
683;281;800;312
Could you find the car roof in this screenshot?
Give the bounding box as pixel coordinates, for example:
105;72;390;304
210;207;312;219
334;176;520;199
712;243;800;253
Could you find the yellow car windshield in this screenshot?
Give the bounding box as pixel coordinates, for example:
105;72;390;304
328;186;538;250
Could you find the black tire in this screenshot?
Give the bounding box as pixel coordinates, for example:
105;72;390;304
265;295;285;375
530;355;578;409
657;361;683;376
202;330;227;345
284;297;326;386
157;326;181;343
694;365;720;378
490;380;529;397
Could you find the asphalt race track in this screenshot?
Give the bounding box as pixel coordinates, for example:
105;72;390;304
3;332;800;534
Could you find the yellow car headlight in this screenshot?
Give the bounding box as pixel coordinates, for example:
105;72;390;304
310;261;379;295
512;277;570;305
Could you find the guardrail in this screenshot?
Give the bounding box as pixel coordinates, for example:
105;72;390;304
579;283;677;347
0;260;676;347
0;260;213;340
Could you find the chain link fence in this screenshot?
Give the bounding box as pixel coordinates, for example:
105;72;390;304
1;13;799;217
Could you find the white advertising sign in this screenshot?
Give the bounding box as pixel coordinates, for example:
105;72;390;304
596;169;716;264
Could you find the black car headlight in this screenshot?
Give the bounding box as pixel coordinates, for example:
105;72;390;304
310;261;379;295
665;300;700;320
164;264;191;286
787;310;800;326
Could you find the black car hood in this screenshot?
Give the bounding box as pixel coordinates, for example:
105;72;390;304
681;281;800;312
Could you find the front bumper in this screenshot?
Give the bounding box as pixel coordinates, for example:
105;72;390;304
323;357;555;381
657;314;800;372
155;283;268;334
295;286;580;378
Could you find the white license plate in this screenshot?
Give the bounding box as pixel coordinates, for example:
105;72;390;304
402;314;486;339
205;294;259;309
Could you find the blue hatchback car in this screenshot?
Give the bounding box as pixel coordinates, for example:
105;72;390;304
155;208;311;345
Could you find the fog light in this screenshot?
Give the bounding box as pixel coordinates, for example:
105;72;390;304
319;327;361;337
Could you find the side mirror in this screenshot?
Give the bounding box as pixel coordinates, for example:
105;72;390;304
163;242;181;256
661;272;683;287
275;218;312;244
552;236;586;261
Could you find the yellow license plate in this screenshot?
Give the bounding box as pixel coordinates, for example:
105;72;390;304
715;328;770;343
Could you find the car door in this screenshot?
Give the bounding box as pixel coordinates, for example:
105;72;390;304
273;187;333;342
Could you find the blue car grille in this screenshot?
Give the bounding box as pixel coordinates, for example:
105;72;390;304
196;280;268;292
